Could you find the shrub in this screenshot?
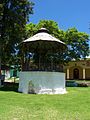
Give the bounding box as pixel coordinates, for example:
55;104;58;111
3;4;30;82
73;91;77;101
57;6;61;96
77;82;88;87
66;81;77;87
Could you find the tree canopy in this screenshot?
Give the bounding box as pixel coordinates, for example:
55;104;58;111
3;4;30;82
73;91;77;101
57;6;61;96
0;0;34;74
64;28;89;60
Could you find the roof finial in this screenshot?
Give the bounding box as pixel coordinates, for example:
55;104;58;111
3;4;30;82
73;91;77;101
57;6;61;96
37;28;49;33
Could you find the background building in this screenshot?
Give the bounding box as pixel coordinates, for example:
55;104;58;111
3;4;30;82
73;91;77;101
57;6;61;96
64;60;90;80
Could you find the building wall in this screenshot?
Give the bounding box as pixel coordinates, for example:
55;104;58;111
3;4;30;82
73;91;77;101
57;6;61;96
64;60;90;80
85;69;90;79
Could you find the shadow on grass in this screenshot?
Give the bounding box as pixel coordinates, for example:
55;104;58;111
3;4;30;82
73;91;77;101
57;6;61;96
0;82;19;92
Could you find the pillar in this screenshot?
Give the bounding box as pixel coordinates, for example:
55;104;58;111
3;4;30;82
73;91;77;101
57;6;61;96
83;68;85;79
67;68;69;79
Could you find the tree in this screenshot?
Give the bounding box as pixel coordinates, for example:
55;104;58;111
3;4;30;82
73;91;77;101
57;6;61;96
25;23;37;38
64;28;89;61
0;0;34;75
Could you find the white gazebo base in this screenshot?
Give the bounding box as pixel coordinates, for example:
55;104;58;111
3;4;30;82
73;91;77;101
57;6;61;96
18;71;67;94
38;88;66;94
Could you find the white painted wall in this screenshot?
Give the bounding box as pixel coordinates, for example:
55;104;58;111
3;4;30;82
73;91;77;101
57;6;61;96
18;71;66;94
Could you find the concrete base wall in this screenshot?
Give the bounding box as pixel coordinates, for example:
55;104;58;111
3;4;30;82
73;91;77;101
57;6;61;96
18;71;66;94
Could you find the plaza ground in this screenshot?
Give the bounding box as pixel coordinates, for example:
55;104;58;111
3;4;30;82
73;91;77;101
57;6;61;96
0;83;90;120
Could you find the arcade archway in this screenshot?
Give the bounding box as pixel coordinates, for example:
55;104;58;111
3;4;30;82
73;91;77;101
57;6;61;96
73;68;79;79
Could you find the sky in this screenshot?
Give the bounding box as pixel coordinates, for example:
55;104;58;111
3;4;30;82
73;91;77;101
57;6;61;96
30;0;90;34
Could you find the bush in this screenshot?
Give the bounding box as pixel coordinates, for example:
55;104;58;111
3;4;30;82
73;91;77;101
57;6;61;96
77;82;88;87
66;81;77;87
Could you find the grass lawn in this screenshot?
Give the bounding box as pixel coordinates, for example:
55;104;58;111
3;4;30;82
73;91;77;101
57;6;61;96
0;84;90;120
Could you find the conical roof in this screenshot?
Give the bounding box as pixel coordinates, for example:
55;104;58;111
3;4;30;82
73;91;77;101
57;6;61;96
23;28;65;45
22;28;66;53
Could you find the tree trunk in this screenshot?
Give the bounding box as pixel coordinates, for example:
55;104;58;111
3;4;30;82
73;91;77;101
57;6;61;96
0;56;1;76
0;43;1;76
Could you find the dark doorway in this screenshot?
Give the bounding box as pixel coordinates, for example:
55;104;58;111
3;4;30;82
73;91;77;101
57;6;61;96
73;68;79;79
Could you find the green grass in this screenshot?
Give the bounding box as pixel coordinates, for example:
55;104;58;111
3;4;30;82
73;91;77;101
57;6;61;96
0;85;90;120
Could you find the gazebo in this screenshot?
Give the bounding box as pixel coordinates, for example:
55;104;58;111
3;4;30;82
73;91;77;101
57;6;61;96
18;28;67;94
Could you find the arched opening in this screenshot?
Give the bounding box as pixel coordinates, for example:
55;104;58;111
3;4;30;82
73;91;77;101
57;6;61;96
73;68;79;79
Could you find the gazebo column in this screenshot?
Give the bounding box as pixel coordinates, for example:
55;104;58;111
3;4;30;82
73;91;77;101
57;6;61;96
83;68;86;80
21;44;25;71
39;55;41;70
67;68;69;80
51;56;53;71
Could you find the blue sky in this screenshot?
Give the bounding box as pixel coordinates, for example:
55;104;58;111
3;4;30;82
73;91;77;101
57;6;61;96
30;0;90;34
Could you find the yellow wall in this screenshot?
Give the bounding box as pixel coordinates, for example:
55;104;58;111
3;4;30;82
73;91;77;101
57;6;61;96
86;69;90;79
64;60;90;80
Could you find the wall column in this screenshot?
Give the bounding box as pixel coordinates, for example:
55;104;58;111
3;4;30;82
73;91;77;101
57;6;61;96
67;68;69;79
83;68;85;79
